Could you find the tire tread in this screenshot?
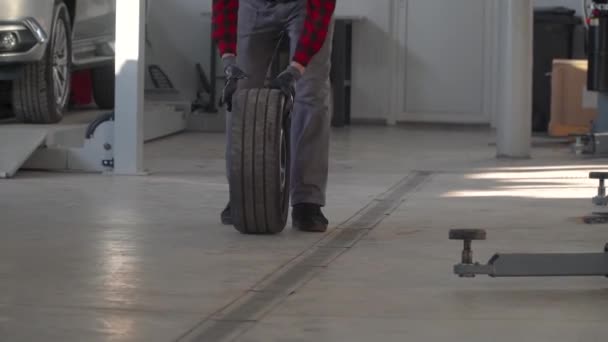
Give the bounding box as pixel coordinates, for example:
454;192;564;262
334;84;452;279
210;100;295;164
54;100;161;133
12;3;70;124
230;88;289;234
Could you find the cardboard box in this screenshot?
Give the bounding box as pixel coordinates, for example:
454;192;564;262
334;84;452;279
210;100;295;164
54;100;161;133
549;59;598;137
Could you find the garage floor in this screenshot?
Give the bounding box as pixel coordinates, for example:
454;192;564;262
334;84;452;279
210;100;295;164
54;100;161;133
1;126;607;341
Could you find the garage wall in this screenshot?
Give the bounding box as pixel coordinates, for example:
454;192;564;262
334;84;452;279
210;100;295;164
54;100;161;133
344;0;588;124
398;0;497;124
145;0;393;123
535;0;584;13
334;0;393;123
145;0;210;101
144;0;588;124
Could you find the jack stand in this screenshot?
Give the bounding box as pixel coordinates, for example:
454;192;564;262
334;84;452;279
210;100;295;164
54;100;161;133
582;172;608;224
591;172;608;206
449;229;487;278
450;229;608;278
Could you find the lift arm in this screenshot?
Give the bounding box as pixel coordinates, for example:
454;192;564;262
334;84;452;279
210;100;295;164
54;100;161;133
455;252;608;278
449;229;608;278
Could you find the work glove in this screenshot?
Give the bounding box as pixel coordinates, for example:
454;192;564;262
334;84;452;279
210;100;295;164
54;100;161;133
270;65;302;101
220;56;248;112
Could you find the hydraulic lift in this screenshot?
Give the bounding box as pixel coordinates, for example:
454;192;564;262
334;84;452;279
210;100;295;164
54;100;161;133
0;0;207;177
450;163;608;279
449;168;608;279
451;168;608;279
450;228;608;278
449;1;608;279
18;84;190;175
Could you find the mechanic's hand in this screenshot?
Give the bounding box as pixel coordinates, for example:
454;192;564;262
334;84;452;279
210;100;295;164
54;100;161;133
270;65;302;100
220;56;248;112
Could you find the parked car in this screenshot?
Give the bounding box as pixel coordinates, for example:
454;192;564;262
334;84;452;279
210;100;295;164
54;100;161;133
0;0;116;124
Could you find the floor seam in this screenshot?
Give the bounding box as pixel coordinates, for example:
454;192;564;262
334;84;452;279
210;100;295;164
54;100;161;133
175;171;433;342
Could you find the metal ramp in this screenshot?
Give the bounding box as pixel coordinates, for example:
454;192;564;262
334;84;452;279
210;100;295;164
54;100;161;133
0;88;190;178
0;126;48;178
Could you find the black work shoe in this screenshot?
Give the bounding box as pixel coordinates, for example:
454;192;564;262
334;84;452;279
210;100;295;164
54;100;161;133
221;203;233;225
292;203;329;233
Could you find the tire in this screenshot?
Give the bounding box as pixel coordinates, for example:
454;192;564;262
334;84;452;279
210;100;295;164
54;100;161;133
91;63;115;109
12;2;71;124
0;81;12;119
229;88;291;235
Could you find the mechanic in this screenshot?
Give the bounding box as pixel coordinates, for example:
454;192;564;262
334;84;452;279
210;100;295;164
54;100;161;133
212;0;337;233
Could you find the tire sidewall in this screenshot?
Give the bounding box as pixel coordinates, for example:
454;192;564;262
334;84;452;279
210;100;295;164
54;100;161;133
46;2;72;119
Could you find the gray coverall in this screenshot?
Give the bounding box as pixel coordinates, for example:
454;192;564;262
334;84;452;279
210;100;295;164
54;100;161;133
225;0;334;206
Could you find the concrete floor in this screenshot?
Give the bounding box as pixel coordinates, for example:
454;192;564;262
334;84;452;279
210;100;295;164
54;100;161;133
1;126;607;341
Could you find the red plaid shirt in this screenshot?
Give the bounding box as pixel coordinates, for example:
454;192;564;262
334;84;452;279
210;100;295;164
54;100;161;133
212;0;336;67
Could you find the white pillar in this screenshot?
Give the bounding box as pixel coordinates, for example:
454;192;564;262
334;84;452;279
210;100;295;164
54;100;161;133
113;0;146;174
496;0;533;158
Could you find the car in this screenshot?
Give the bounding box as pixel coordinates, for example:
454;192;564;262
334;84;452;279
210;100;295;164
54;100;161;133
0;0;116;124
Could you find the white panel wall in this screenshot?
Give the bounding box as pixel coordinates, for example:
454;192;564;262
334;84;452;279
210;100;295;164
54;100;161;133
145;0;212;100
381;0;497;124
403;0;489;122
335;0;393;122
340;0;497;124
344;0;585;123
144;0;587;124
144;0;393;123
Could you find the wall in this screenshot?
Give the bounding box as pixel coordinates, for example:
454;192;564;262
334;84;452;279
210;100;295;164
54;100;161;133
145;0;212;101
143;0;588;124
145;0;392;123
535;0;584;14
398;0;496;124
335;0;393;123
343;0;587;124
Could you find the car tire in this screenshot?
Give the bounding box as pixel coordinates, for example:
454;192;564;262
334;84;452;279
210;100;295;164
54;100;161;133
91;63;115;110
12;2;71;124
0;81;12;119
229;88;291;235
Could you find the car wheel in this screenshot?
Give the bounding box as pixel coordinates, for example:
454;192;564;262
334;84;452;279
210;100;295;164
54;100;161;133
91;63;115;110
12;2;71;124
